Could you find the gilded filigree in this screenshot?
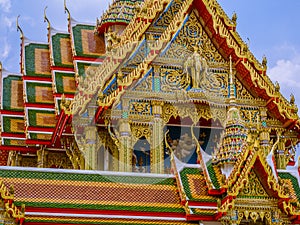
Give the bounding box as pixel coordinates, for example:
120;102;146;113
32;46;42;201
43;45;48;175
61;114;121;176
161;68;190;91
21;156;37;167
240;108;259;124
177;103;199;123
199;69;227;94
134;75;153;91
103;79;117;98
130;101;151;115
236;78;254;99
162;103;177;123
131;125;151;140
47;151;73;169
196;105;227;126
154;0;182;27
240;171;268;197
125;40;148;66
158;10;228;94
173;10;225;63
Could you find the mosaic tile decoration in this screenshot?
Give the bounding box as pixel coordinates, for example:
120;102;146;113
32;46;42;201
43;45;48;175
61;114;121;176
26;216;192;225
179;167;217;202
2;116;24;133
0;168;185;214
54;71;76;94
72;24;105;58
25;82;54;104
25;44;51;77
278;172;300;202
51;33;73;67
2;75;23;111
27;109;56;128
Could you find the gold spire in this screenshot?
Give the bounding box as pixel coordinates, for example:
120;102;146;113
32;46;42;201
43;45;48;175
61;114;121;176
16;15;24;40
229;55;236;104
0;61;2;72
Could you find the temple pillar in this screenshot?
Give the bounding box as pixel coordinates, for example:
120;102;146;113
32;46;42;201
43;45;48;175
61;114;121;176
118;118;132;172
103;147;109;171
151;101;165;174
37;147;48;168
8;151;17;166
112;147;119;171
16;154;23;167
259;108;270;155
276;140;286;170
153;65;161;92
83;126;98;170
118;99;132;172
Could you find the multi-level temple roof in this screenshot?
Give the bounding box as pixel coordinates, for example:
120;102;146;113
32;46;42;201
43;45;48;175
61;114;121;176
1;0;300;224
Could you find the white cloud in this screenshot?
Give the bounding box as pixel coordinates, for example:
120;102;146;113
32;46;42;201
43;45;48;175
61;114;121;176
269;59;300;88
0;0;11;12
268;52;300;106
0;38;11;59
3;16;14;29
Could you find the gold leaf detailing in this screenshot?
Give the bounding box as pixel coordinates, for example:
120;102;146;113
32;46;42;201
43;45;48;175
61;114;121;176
240;171;268;197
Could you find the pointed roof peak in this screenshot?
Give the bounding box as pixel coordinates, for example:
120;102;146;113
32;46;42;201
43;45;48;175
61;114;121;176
96;0;145;32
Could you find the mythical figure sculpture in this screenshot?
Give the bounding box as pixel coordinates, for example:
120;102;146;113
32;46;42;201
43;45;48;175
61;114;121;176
184;46;208;89
105;26;120;51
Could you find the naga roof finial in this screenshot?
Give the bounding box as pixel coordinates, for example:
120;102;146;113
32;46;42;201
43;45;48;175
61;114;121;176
0;61;2;71
290;94;295;105
64;0;71;22
16;15;24;40
275;81;280;92
262;55;267;70
231;12;237;26
44;6;51;31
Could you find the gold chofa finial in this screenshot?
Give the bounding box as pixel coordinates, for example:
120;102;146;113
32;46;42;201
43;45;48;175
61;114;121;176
232;12;237;26
290;94;295;105
0;61;2;71
262;55;267;69
44;6;51;30
64;0;71;21
16;15;24;40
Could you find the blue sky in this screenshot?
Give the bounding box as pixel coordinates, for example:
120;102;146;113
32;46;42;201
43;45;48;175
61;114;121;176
0;0;300;108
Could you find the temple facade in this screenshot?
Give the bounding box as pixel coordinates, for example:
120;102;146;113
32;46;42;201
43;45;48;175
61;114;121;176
1;0;300;224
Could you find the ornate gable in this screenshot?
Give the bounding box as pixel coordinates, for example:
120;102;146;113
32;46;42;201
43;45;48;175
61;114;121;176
237;170;269;198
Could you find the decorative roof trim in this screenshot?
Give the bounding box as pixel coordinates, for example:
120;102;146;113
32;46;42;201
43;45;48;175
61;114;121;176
25;212;186;221
0;166;175;178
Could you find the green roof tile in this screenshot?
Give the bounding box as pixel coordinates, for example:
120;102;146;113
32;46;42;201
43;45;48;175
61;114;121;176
24;43;51;77
2;75;23;111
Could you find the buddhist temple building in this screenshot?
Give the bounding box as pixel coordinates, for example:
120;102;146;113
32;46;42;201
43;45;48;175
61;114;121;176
1;0;300;224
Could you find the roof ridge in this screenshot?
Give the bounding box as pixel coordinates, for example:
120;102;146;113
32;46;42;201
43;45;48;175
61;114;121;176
0;166;175;178
202;0;299;124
